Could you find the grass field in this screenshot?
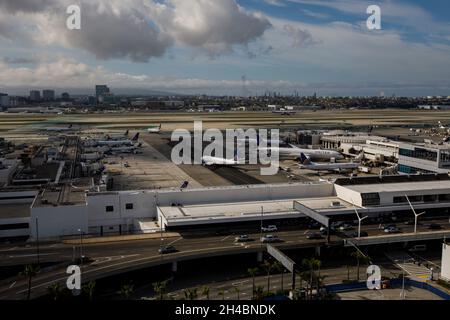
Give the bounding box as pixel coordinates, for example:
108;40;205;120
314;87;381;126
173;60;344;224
0;109;448;132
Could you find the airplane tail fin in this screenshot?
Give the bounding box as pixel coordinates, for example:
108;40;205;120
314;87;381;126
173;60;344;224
131;133;140;141
234;149;246;163
299;153;311;165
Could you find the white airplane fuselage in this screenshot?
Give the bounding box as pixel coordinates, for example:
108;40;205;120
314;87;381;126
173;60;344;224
259;145;343;161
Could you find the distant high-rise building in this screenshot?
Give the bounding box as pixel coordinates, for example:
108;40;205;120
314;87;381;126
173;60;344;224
61;92;70;101
95;85;110;99
30;90;41;102
42;90;55;101
88;96;96;105
0;93;9;107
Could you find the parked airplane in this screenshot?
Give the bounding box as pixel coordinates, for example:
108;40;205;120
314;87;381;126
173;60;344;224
105;130;129;140
147;124;162;133
258;144;343;161
272;109;296;115
298;153;358;172
109;146;138;154
97;133;139;147
202;151;244;166
236;135;284;146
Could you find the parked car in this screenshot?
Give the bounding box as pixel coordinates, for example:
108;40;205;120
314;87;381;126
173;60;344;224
261;225;278;232
235;235;252;242
261;235;282;243
158;245;178;254
306;232;323;240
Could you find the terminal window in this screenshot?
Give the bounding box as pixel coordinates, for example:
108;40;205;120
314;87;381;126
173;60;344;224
361;193;380;206
125;203;133;210
105;205;114;212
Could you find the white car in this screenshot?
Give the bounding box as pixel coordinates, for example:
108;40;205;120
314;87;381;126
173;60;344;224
261;225;278;232
261;235;282;243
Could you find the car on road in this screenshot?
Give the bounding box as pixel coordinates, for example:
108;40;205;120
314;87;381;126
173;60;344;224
261;235;282;243
306;232;323;240
428;223;442;230
235;235;252;242
408;244;427;252
319;226;336;235
158;245;178;254
384;225;400;233
339;223;353;231
261;225;278;232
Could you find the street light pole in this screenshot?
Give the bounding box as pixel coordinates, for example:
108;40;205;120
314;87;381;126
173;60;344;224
35;217;40;265
406;195;425;234
352;200;368;239
78;229;84;268
260;206;264;246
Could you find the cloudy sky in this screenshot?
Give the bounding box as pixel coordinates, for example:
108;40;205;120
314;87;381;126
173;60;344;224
0;0;449;96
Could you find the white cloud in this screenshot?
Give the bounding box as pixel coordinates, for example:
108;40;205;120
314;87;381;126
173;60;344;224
0;0;271;62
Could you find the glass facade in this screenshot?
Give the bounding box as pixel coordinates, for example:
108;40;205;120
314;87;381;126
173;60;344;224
361;192;380;206
399;147;438;162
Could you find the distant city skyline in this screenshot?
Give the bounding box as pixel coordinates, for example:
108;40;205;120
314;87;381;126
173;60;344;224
0;0;449;96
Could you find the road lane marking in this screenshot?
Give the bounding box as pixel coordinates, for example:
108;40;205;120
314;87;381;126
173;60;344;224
8;253;57;258
221;236;231;242
167;238;182;246
9;282;16;289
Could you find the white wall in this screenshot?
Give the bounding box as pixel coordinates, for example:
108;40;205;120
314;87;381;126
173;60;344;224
442;243;450;281
334;184;363;206
30;205;88;239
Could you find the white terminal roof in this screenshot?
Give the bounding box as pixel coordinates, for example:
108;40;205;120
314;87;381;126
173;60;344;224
342;180;450;194
159;196;349;223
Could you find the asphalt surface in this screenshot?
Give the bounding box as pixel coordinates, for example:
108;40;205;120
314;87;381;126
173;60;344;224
1;218;449;300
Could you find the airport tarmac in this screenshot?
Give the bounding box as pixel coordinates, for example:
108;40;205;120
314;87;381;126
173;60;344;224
104;139;202;190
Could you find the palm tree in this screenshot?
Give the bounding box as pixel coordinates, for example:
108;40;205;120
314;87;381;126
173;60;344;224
351;251;370;281
20;264;40;300
261;260;274;294
201;286;210;300
302;258;321;299
234;286;240;300
247;267;258;299
47;282;64;301
273;261;284;292
217;289;225;300
119;282;134;300
83;281;96;301
183;288;198;300
153;280;168;300
254;286;265;300
295;271;309;300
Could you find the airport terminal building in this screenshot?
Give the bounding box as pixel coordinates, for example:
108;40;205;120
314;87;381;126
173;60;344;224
2;174;450;240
